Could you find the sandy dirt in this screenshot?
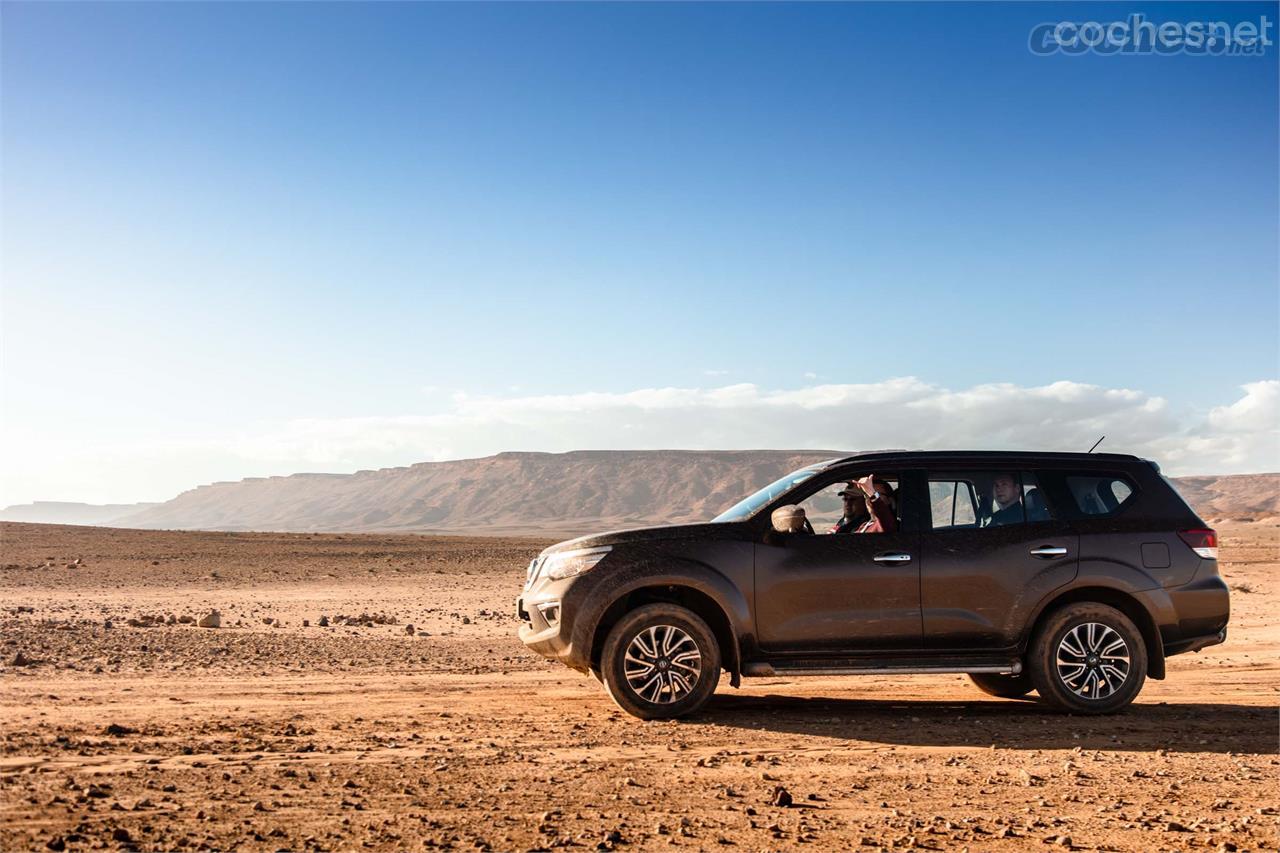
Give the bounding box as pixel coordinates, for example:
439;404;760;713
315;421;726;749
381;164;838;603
1;521;1276;852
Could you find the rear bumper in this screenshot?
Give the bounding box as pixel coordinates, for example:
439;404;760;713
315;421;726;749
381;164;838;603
1161;569;1229;657
1164;627;1226;657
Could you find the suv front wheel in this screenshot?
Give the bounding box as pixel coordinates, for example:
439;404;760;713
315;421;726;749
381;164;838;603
600;603;721;720
1029;602;1147;714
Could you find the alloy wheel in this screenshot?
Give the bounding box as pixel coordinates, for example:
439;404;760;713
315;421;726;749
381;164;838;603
623;624;702;704
1055;622;1131;700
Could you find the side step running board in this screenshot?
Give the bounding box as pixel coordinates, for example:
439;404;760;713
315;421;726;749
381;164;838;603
743;660;1022;677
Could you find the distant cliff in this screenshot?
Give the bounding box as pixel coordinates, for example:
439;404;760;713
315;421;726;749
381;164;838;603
0;501;158;527
11;452;1276;535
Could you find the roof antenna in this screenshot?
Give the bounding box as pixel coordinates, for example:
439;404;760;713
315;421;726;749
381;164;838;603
1087;435;1106;453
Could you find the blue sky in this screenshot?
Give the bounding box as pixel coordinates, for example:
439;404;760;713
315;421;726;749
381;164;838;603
2;2;1277;504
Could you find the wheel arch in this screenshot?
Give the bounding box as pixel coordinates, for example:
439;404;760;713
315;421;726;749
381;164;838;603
1024;585;1166;680
582;564;746;687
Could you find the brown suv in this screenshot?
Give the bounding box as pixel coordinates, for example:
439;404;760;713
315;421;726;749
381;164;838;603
517;451;1229;719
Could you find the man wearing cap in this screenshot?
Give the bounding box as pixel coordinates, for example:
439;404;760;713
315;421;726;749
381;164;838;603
828;483;872;534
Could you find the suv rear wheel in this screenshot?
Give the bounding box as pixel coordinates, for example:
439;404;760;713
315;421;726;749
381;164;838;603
1029;602;1147;714
968;671;1034;699
600;603;721;720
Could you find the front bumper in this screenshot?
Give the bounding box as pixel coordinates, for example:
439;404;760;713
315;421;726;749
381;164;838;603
516;575;589;672
516;594;569;658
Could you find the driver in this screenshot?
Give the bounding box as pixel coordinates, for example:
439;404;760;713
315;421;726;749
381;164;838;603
829;483;872;533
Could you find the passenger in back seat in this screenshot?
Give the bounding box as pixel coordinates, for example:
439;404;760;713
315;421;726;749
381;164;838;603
985;473;1025;527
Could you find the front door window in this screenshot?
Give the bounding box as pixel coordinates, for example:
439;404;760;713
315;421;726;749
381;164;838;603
794;474;901;535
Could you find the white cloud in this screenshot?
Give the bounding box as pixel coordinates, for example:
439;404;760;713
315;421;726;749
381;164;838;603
1149;380;1280;474
2;377;1276;505
1208;380;1278;434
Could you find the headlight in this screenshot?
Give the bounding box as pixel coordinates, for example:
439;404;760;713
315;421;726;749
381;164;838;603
541;546;612;581
524;557;542;589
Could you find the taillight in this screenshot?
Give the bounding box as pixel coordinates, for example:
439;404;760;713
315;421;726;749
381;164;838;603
1178;528;1218;560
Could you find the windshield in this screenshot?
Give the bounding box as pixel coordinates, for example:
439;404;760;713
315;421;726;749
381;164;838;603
711;466;821;523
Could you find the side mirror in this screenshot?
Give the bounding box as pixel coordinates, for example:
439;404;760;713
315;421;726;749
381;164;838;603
771;505;807;534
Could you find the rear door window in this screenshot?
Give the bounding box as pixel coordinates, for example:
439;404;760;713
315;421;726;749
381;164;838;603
927;471;1055;530
929;480;978;529
1066;474;1136;516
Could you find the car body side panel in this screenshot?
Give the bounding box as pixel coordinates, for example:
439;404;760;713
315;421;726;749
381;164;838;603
921;523;1078;649
753;530;923;651
1075;521;1202;589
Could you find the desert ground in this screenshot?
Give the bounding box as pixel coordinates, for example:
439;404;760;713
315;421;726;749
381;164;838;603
1;522;1276;853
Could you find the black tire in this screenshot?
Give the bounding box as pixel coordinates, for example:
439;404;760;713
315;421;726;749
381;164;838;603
600;603;721;720
1028;602;1147;714
968;671;1035;699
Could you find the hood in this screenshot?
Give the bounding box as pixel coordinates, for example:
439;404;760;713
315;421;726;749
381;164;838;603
540;522;741;555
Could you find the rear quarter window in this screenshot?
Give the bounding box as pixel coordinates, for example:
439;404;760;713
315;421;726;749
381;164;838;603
1066;474;1136;517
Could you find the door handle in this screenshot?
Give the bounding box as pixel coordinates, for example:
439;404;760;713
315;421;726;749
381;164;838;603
873;552;912;563
1030;545;1068;558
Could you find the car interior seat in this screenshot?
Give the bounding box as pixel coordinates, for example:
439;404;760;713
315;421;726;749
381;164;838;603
1024;487;1048;521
